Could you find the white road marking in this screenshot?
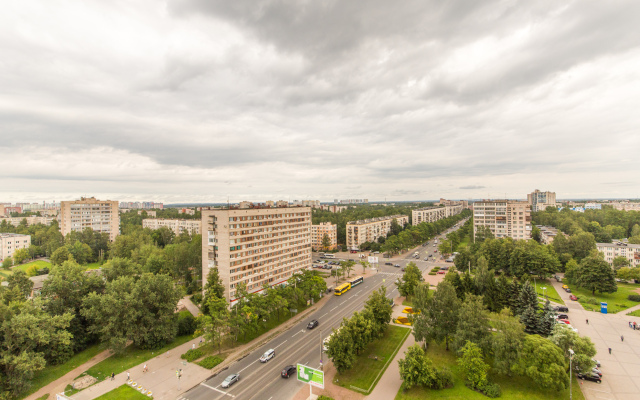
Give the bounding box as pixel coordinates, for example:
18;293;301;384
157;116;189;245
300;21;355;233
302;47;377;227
238;359;259;373
320;313;328;317
292;331;303;338
330;306;338;311
273;340;288;349
200;383;236;397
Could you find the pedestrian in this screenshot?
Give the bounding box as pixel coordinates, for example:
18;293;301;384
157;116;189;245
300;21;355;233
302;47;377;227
127;372;130;381
634;321;637;330
630;321;633;328
111;372;114;381
586;319;589;324
621;335;624;342
143;364;147;373
609;347;612;354
192;343;195;350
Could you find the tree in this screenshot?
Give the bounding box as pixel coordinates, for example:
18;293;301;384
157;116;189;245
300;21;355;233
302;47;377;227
2;256;13;270
102;257;142;282
12;248;29;264
359;260;370;275
563;258;579;284
422;281;460;350
7;270;33;299
438;240;453;256
151;226;175;248
412;283;432;348
396;262;422;298
453;294;491;354
196;295;230;354
398;344;452;390
203;267;226;311
612;256;629;270
492;308;525;376
321;233;331;251
550;324;596;374
531;225;542;243
575;254;617;295
363;286;393;335
539;300;557;337
616;267;640;282
326;326;355;373
513;335;568;391
50;246;72;266
515;280;538;316
569;232;596;261
457;341;489;390
520;305;541;335
343;311;375;355
475;226;494;243
340;260;356;278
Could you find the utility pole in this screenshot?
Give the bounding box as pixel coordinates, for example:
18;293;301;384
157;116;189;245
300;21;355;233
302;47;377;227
319;329;323;371
569;349;574;400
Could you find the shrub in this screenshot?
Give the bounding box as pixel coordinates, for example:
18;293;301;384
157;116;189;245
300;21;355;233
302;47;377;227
317;396;335;400
197;356;223;369
434;367;454;389
428;271;437;275
585;297;599;305
628;294;640;302
181;348;203;362
191;292;203;305
482;382;502;398
177;312;197;336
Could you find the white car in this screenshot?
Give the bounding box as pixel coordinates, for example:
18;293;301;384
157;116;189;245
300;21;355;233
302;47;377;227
260;349;275;363
221;373;239;388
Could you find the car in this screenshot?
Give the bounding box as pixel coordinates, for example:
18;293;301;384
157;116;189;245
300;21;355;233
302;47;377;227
570;295;577;301
564;288;572;293
562;284;569;289
424;257;429;261
260;349;275;363
281;365;296;378
593;359;601;368
394;264;400;268
437;270;446;274
592;367;602;376
557;314;569;320
429;254;433;257
577;372;601;383
554;306;569;312
401;267;406;272
434;250;438;253
307;320;319;329
221;373;240;388
558;319;570;325
441;266;449;270
385;262;393;266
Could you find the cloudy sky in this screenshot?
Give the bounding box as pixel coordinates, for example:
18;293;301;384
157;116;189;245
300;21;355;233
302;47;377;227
2;0;640;204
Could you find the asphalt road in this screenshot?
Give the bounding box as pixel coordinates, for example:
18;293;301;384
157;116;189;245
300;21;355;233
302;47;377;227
178;220;466;400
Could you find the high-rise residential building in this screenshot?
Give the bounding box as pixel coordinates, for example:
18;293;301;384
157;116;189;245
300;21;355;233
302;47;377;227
527;190;557;212
0;233;31;262
201;206;312;305
60;197;120;241
142;218;201;236
412;204;463;225
311;222;337;251
346;215;409;250
473;200;531;240
597;242;640;267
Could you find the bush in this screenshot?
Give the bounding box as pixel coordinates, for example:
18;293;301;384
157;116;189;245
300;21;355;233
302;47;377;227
428;271;437;275
177;312;197;336
433;367;454;389
317;396;335;400
585;297;599;305
482;382;502;398
628;294;640;302
181;348;203;362
197;356;223;369
191;292;203;305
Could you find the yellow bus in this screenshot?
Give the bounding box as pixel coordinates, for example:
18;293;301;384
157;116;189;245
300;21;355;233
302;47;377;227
334;283;351;296
349;276;364;288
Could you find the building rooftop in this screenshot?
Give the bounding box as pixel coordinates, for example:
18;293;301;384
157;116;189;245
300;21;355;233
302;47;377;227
347;214;407;225
597;242;640;249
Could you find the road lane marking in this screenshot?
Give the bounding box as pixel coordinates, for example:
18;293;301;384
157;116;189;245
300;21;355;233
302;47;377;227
321;313;328;317
200;383;236;397
330;306;338;311
238;359;259;373
292;330;304;338
273;340;288;349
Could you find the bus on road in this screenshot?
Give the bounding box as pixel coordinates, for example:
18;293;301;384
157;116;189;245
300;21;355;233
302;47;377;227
349;276;364;288
334;283;351;295
323;253;336;259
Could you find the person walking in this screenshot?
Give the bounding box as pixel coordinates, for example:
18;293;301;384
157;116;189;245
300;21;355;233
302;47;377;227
127;372;130;381
143;364;148;373
621;335;624;342
586;319;589;324
110;372;115;381
630;321;633;328
609;347;612;354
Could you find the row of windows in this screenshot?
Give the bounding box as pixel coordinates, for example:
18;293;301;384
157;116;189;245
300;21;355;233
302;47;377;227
228;213;310;222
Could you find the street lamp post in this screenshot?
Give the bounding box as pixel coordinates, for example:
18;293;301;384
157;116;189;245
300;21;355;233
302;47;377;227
569;349;574;400
542;287;547;300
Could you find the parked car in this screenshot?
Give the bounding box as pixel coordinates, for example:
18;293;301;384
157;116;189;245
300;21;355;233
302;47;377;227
401;267;406;272
281;365;296;378
593;359;601;367
570;295;578;301
260;349;275;363
562;284;569;289
221;373;240;388
554;306;569;312
564;288;572;293
385;262;393;266
429;254;433;257
577;372;601;383
592;367;603;376
424;257;429;261
557;314;569;320
394;264;400;268
307;320;319;329
437;270;446;274
558;319;571;325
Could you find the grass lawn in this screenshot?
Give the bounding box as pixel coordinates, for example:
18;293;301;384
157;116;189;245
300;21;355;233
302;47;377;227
456;236;470;250
395;343;584;400
627;309;640;317
402;296;413;307
0;269;12;280
84;262;104;270
78;334;193;386
13;260;52;274
334;325;411;394
533;279;564;305
19;343;106;399
94;385;150;400
571;282;640;313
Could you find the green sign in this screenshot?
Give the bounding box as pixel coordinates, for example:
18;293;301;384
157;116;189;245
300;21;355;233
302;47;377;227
297;364;324;389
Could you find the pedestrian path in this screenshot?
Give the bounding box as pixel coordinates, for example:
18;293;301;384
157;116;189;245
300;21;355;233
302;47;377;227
179;296;201;317
617;301;640;315
366;333;414;400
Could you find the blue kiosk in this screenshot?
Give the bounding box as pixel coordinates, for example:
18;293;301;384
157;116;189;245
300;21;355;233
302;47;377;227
601;302;608;314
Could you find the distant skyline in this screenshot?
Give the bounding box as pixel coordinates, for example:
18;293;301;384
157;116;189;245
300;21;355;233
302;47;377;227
2;1;640;202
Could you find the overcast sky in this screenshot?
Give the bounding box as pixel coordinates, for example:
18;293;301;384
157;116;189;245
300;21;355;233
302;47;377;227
2;0;640;204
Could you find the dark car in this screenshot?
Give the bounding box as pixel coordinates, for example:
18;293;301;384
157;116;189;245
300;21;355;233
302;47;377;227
577;372;601;383
385;262;393;266
307;320;319;329
281;365;296;378
554;306;569;312
556;314;569;320
401;267;406;272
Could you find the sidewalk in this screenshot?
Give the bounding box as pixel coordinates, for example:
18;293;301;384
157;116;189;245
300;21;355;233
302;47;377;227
179;296;201;317
366;333;415;400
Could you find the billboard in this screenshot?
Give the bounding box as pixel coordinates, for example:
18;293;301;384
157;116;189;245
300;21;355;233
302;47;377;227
297;364;324;389
368;256;379;264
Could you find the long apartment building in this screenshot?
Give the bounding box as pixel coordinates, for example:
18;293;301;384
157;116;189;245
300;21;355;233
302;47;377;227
60;197;120;241
412;204;463;225
0;216;56;227
201;206;312;305
473;200;531;240
0;233;31;262
142;218;201;236
311;222;337;251
346;215;409;250
597;242;640;267
527;189;557;212
609;202;640;211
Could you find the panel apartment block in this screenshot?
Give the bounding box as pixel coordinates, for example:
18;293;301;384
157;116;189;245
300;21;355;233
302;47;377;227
202;207;312;304
597;242;640;267
0;233;31;262
142;218;201;236
473;200;531;240
60;197;120;241
527;189;557;212
346;215;409;250
311;222;337;251
412;204;463;225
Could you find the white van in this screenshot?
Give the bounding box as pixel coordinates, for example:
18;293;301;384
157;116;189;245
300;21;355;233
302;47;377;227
260;349;275;363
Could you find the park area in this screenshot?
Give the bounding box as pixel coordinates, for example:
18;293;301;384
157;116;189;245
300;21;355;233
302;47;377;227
94;384;151;399
395;343;585;400
334;325;411;395
570;282;640;313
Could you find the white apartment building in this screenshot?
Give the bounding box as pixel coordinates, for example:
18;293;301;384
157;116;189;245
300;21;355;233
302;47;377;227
311;222;337;251
0;233;31;262
597;242;640;267
585;203;602;210
537;225;566;245
201;206;312;305
60;197;120;241
137;210;157;217
609;202;640;211
0;216;56;227
142;218;201;236
412;204;463;225
473;200;532;240
346;215;409;250
527;190;557;212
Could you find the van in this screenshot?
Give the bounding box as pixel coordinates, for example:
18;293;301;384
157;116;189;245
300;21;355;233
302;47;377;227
260;349;275;363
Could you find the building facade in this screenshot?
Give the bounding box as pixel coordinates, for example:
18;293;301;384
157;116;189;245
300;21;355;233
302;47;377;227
585;203;602;210
0;216;56;227
0;233;31;262
346;215;409;250
412;204;463;225
473;200;531;240
537;225;566;245
60;197;120;241
311;222;337;251
597;242;640;267
609;202;640;211
142;218;201;235
527;190;557;212
201;206;312;305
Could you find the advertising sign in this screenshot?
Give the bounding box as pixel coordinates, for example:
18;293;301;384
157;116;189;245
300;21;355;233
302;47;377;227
297;364;324;389
368;256;379;264
601;302;608;314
